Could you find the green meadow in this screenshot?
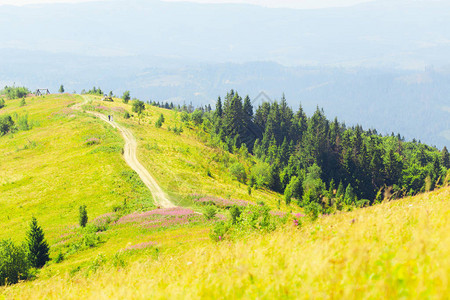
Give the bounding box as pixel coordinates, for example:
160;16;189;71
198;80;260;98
1;94;449;299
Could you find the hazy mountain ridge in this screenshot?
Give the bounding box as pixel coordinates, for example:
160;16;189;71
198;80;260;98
1;0;449;147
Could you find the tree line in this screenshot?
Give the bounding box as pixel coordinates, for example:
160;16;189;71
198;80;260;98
181;90;450;212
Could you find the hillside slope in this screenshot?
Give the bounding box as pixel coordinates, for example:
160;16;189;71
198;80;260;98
1;94;449;299
0;94;283;278
3;186;449;299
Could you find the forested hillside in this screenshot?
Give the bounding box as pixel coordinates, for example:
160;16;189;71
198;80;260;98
173;90;450;213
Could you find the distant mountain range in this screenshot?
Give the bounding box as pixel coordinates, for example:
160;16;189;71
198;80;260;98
0;0;449;148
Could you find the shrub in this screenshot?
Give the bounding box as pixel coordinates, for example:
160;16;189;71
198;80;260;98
15;114;30;131
19;98;26;107
1;86;30;99
250;162;271;187
123;111;130;119
131;100;145;114
55;251;64;263
0;98;5;109
155;119;162;128
180;111;189;122
26;217;50;269
305;202;322;222
79;205;88;227
229;205;242;225
0;114;14;136
0;239;29;286
204;206;217;220
191;109;203;125
210;221;229;242
230;162;246;183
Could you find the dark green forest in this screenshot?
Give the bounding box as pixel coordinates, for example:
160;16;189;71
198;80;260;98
175;90;449;212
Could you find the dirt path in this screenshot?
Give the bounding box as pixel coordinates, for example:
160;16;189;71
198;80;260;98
75;97;176;208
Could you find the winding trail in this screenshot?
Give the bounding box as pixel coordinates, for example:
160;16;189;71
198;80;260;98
75;96;176;208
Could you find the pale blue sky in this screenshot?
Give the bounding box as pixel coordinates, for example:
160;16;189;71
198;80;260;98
0;0;375;9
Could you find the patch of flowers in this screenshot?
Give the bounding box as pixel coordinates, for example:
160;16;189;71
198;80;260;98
115;207;204;230
293;212;305;227
193;195;252;208
123;241;157;251
93;212;118;231
85;137;101;146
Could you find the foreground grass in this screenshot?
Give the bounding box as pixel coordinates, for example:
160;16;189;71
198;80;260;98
3;187;449;299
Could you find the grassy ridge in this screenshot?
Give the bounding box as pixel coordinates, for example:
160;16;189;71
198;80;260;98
3;186;449;299
0;95;154;245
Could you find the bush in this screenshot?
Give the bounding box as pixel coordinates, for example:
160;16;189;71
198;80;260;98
155;114;165;128
15;113;30;131
0;86;30;100
229;205;242;225
79;205;88;227
191;109;203;125
0;239;29;286
123;111;130;119
0;98;5;109
55;251;64;263
204;206;217;220
305;202;322;222
19;98;26;107
230;162;246;183
131;100;145;114
250;162;271;187
210;222;229;242
0;114;14;136
180;111;189;122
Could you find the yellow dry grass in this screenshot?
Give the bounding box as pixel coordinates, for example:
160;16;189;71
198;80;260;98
3;187;448;299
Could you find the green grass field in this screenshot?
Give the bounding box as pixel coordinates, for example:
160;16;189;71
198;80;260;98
1;94;449;299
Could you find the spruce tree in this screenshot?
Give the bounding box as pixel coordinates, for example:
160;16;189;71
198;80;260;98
79;205;88;227
215;96;223;118
26;217;50;268
442;146;450;169
243;95;253;118
336;181;345;199
344;184;355;205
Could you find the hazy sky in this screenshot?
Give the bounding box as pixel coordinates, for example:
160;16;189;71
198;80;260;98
0;0;375;9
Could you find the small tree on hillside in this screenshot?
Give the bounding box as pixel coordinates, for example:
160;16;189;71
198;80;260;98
132;100;145;114
59;85;64;93
122;91;130;104
79;205;88;227
0;239;30;285
26;217;50;269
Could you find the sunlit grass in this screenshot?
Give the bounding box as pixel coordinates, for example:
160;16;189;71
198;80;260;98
3;187;448;299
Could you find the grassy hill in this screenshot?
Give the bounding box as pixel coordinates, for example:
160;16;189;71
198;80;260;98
0;94;283;276
1;94;449;298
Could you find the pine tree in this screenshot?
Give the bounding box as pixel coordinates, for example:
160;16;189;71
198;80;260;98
59;84;64;93
336;181;344;199
243;95;253;118
215;96;223;117
442;146;450;169
344;183;355;205
79;205;88;227
26;217;50;268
